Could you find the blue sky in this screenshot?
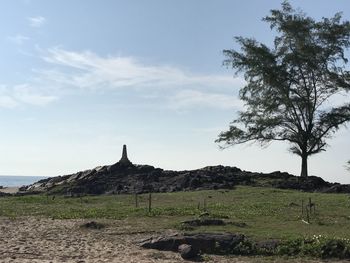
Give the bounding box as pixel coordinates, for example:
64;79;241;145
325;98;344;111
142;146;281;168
0;0;350;183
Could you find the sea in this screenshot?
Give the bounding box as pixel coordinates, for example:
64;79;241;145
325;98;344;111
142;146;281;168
0;176;50;187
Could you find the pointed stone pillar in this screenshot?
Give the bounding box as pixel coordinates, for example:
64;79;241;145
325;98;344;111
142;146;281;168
118;144;132;166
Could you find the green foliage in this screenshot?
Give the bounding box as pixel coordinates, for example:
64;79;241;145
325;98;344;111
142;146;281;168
278;235;350;259
217;1;350;177
231;240;257;255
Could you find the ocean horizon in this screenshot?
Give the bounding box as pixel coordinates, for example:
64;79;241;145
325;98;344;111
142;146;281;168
0;176;50;187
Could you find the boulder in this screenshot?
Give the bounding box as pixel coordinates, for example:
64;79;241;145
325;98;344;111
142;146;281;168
178;244;199;259
181;218;226;227
81;221;105;229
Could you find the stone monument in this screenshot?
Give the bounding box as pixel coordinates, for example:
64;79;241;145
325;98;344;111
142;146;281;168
117;144;133;166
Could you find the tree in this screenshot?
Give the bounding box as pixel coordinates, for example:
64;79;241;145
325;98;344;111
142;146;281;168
216;1;350;177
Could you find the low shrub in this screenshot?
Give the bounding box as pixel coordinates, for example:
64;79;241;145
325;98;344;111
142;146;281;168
278;235;350;259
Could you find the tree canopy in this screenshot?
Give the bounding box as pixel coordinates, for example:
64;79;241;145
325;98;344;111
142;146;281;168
216;1;350;177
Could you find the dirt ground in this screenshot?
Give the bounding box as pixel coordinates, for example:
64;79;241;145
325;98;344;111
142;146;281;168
0;217;243;263
0;217;342;263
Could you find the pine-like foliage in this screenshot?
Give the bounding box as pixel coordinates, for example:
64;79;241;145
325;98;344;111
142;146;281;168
217;2;350;177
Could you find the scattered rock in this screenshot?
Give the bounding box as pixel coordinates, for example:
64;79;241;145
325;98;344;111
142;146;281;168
178;244;199;259
181;218;226;227
81;221;105;230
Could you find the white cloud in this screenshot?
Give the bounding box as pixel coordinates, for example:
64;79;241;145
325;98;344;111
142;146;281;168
1;48;244;110
13;84;57;106
0;84;57;108
0;96;18;108
36;48;244;110
28;16;46;27
169;89;243;110
7;34;30;45
41;48;243;90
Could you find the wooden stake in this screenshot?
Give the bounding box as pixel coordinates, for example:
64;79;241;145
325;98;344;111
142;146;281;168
135;193;138;208
309;198;312;215
301;200;304;216
148;192;152;213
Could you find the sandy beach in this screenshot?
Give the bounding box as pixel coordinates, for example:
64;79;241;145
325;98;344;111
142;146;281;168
0;217;261;263
0;187;19;194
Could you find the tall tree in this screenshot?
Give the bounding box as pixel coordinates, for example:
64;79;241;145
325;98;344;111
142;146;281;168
216;2;350;177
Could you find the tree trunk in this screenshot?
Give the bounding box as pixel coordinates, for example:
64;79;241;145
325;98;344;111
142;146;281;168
300;154;308;178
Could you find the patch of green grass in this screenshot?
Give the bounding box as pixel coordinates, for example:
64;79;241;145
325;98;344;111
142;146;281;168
1;186;350;241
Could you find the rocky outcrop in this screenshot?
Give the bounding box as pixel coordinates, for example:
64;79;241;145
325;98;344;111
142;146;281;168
140;232;245;254
21;164;340;195
321;184;350;193
139;232;281;257
18;145;347;195
22;164;242;195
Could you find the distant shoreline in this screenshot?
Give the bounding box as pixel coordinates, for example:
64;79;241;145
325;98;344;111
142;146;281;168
0;175;50;188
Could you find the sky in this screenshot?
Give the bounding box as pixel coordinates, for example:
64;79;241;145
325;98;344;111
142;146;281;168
0;0;350;183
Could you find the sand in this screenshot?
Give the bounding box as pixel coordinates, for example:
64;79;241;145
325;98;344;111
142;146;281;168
0;187;19;194
0;217;254;263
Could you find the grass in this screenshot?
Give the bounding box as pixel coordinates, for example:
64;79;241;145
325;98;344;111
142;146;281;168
1;186;350;241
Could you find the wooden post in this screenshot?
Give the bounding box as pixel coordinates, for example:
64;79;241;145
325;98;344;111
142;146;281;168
306;206;310;223
301;200;304;216
135;192;138;208
203;198;207;211
309;198;312;215
148;192;152;213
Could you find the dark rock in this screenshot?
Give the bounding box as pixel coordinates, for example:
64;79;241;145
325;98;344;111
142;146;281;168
0;192;11;197
181;218;226;227
199;212;210;218
178;244;199;259
322;184;350;193
18;185;28;191
140;235;182;251
81;221;105;229
272;175;331;191
140;233;244;254
255;239;280;254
